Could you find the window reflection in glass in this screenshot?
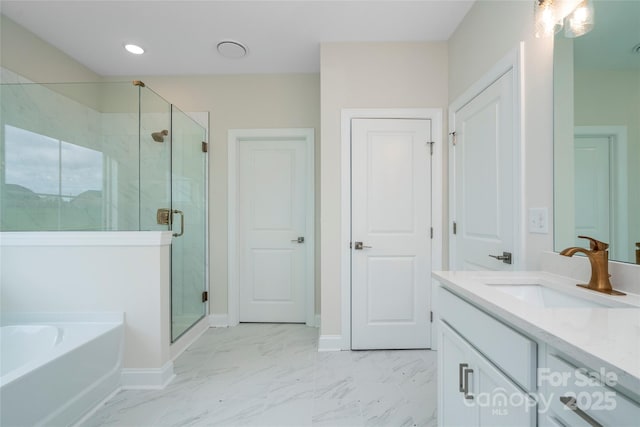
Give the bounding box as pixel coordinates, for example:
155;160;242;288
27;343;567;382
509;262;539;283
2;125;104;230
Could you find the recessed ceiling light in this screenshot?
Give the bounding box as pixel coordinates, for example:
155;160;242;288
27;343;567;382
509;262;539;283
217;40;247;59
124;44;145;55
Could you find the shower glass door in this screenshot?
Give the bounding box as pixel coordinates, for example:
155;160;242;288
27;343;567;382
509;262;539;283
170;105;207;341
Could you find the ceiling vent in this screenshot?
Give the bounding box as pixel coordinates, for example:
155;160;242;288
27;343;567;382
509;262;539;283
217;41;247;59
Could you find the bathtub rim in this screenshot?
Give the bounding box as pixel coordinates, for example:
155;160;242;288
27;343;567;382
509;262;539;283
0;312;124;387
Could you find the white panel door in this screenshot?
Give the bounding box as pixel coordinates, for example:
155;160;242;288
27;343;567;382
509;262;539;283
452;70;516;271
574;136;610;246
238;139;307;322
351;118;432;350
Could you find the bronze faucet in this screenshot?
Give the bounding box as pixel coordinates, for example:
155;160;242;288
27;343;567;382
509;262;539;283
560;236;626;296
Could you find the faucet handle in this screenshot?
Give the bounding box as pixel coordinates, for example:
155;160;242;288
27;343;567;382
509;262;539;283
577;235;609;251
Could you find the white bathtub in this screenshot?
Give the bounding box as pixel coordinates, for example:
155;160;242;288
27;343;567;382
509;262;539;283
0;313;123;427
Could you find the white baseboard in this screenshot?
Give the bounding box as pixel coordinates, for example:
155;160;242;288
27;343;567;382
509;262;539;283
209;314;316;328
209;313;229;327
318;334;345;352
121;361;175;390
170;316;209;360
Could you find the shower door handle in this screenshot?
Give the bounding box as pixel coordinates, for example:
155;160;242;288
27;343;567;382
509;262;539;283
172;209;184;237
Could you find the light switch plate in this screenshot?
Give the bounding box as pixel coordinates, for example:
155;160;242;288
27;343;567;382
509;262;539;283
529;208;548;234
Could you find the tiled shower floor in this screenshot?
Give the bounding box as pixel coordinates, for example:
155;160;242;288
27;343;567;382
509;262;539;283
82;324;437;426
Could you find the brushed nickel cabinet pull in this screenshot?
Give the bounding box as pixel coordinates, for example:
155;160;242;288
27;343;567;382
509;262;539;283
560;396;602;427
458;363;468;392
463;367;474;400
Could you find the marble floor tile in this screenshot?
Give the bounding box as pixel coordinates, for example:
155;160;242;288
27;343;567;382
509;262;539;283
83;324;437;427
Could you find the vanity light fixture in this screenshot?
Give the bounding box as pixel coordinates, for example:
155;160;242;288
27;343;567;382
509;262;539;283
124;44;145;55
564;0;594;38
534;0;563;38
217;40;248;59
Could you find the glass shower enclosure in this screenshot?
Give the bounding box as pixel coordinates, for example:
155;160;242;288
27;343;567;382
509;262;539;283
0;80;207;341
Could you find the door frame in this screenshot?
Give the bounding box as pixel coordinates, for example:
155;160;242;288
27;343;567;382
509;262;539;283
227;128;315;327
448;44;525;270
339;108;443;350
574;125;628;260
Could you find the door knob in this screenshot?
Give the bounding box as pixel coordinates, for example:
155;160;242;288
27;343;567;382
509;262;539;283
354;241;372;250
291;237;305;243
489;251;512;264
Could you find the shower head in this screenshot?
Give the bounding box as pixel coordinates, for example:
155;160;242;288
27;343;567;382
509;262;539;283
152;129;168;143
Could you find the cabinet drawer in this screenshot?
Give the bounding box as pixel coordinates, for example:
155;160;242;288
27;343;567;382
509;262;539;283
545;354;640;427
439;287;537;391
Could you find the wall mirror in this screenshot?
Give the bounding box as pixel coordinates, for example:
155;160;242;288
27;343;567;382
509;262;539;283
553;0;639;264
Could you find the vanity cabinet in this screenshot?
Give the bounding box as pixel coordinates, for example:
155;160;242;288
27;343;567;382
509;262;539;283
540;352;640;427
438;287;537;426
436;280;640;427
439;321;537;426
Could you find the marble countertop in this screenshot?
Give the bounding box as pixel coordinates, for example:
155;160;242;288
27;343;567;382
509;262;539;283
432;270;640;398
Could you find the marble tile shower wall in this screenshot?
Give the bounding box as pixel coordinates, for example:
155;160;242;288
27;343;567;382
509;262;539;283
139;111;172;231
100;112;140;230
101;110;173;231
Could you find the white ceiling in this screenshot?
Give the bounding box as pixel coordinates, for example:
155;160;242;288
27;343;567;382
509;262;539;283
0;0;475;76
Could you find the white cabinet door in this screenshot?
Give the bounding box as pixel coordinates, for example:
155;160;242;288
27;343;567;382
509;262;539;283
351;118;432;349
439;321;536;427
451;70;517;271
439;321;476;426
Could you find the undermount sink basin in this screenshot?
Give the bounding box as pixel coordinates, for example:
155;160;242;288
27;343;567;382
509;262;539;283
485;284;609;308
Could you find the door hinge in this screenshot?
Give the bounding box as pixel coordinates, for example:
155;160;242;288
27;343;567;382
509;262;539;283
430;227;433;239
449;131;457;146
201;291;208;303
201;141;208;153
349;242;352;249
430;311;433;323
453;221;457;235
427;141;434;155
156;208;171;225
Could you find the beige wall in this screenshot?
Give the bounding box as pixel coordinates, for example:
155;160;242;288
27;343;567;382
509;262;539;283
448;0;556;269
0;15;100;83
319;42;449;336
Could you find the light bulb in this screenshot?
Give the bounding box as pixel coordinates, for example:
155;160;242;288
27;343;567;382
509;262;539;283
565;0;594;38
534;0;563;38
124;44;145;55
